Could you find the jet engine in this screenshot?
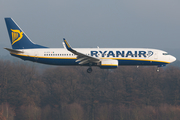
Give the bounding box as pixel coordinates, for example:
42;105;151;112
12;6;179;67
99;59;118;69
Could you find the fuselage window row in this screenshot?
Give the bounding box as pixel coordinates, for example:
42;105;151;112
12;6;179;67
44;54;74;56
43;53;150;57
42;53;148;57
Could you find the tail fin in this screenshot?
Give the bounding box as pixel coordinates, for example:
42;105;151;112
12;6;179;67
5;18;47;49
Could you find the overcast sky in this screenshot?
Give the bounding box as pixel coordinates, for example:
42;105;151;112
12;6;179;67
0;0;180;55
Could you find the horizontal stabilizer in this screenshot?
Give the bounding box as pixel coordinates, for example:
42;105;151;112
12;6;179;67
4;48;24;53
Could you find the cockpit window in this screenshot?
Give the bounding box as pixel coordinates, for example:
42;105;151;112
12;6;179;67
163;53;169;55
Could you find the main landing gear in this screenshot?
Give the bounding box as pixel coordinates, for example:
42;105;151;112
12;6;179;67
87;67;92;73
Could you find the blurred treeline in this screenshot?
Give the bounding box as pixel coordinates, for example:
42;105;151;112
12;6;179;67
1;60;180;120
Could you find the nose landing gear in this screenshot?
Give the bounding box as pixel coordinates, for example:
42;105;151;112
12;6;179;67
157;68;160;72
157;65;166;72
156;66;160;72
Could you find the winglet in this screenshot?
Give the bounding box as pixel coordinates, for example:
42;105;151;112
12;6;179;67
63;38;73;51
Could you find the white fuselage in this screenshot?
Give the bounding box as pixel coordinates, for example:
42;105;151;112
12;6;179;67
11;48;176;66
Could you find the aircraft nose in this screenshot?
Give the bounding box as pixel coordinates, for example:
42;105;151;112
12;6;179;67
169;55;176;63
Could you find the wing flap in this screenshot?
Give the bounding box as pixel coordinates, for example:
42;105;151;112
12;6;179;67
79;59;90;65
76;57;88;62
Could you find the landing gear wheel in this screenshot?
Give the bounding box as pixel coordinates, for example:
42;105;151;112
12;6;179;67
157;67;160;72
87;68;92;73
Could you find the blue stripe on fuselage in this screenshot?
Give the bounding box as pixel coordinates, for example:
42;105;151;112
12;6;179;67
117;60;167;66
11;53;168;66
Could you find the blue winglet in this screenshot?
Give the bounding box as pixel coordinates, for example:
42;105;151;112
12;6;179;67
63;38;73;51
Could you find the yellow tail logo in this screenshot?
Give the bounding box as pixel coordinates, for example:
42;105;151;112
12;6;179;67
11;29;23;45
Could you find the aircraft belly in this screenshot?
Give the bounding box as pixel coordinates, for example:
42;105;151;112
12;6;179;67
11;54;78;65
117;59;167;65
37;58;78;65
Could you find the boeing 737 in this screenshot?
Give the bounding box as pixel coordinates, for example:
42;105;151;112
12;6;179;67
4;18;176;73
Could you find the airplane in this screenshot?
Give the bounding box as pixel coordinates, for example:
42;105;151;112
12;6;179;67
4;18;176;73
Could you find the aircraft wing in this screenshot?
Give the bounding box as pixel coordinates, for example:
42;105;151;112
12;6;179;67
4;48;24;54
63;38;100;65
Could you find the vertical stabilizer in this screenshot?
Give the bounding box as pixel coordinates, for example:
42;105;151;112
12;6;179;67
5;18;47;49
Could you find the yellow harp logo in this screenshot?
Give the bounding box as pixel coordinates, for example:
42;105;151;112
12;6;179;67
11;29;23;45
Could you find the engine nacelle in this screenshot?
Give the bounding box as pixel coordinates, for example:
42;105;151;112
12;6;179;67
100;59;118;69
